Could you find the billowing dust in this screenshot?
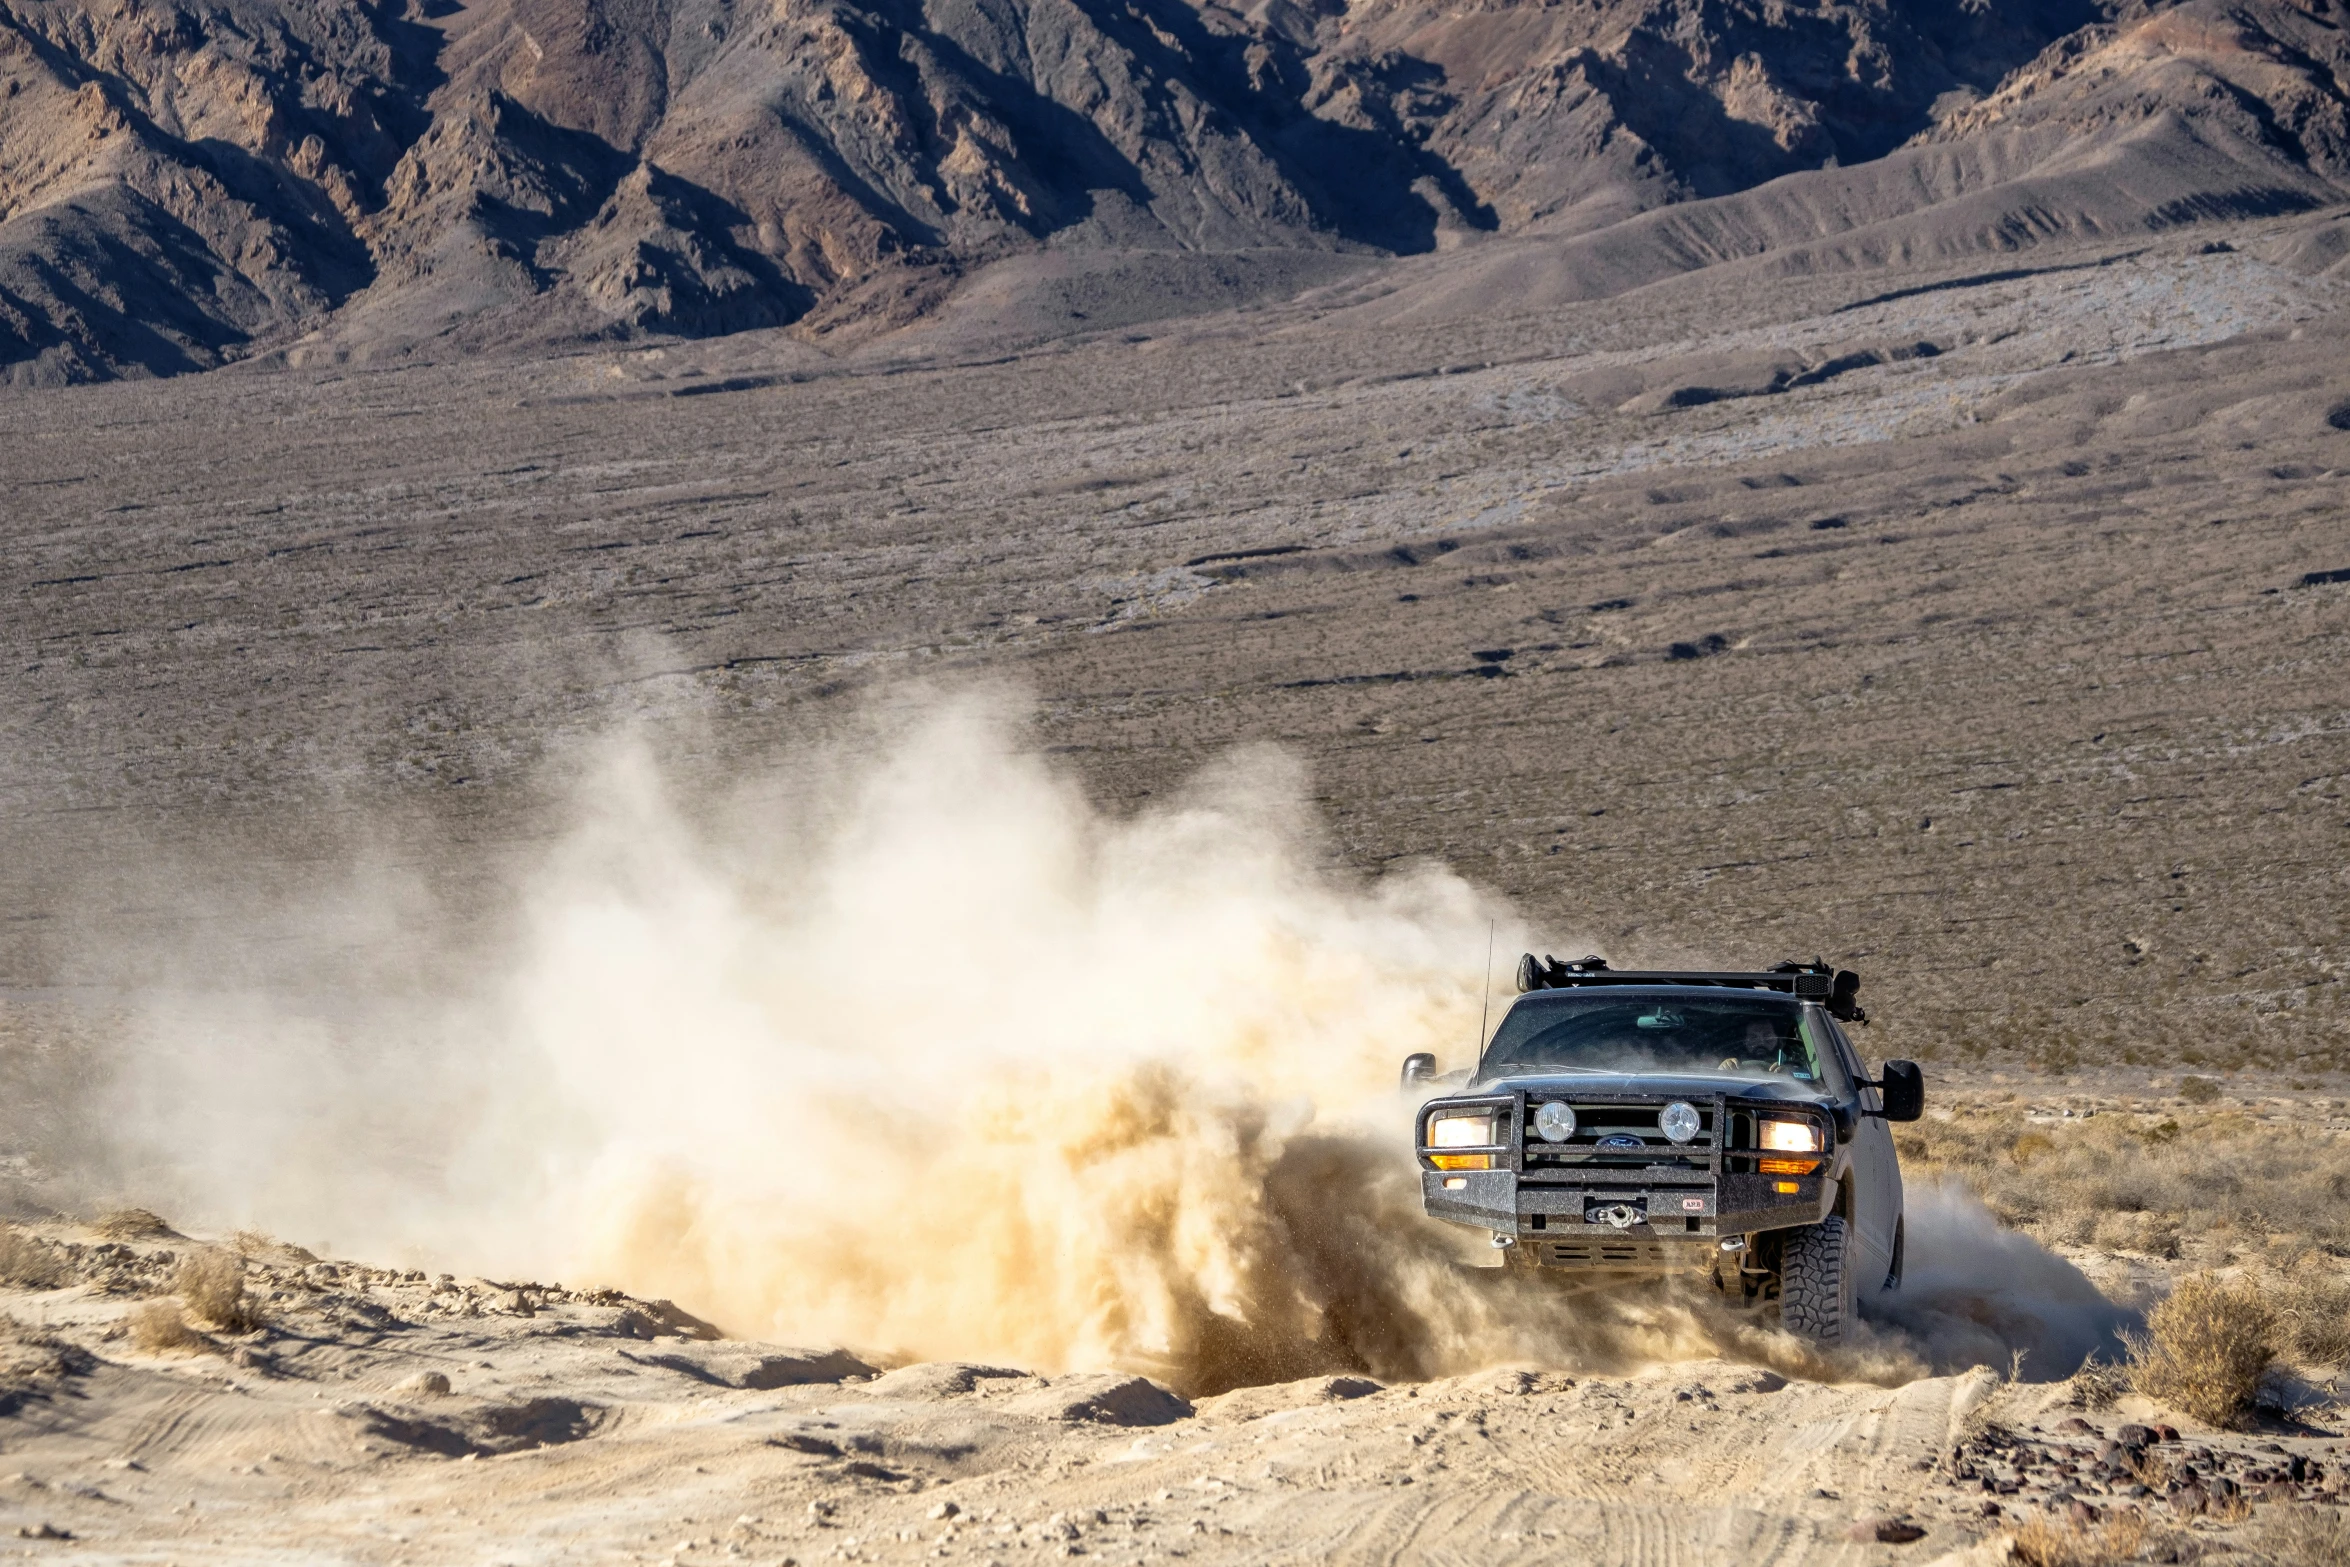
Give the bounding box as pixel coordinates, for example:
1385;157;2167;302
93;694;2124;1393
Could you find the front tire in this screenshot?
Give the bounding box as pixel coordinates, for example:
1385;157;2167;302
1779;1215;1856;1342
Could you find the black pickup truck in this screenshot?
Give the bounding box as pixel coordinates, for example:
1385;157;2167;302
1403;957;1923;1341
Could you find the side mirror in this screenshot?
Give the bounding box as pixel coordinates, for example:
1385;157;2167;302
1873;1060;1924;1122
1400;1052;1438;1089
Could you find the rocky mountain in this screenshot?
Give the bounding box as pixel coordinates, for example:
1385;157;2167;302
1;0;2344;382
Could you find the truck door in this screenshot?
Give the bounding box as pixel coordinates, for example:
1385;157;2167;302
1827;1016;1901;1291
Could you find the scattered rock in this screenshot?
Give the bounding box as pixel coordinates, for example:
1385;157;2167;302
643;1347;878;1389
865;1362;1027;1399
1004;1373;1192;1427
397;1371;453;1398
1844;1518;1925;1544
608;1311;665;1341
636;1299;721;1340
349;1396;604;1458
1732;1371;1789;1394
1198;1373;1393;1423
740;1349;878;1387
473;1398;603;1451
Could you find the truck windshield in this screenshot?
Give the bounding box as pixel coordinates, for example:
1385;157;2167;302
1480;989;1827;1082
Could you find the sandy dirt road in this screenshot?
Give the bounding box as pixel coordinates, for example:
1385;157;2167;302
0;1231;2004;1567
4;1202;2346;1567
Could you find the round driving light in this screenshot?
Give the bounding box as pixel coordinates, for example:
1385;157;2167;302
1659;1101;1701;1144
1532;1101;1577;1142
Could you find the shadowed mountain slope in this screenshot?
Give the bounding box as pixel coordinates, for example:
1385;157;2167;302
1335;0;2350;323
0;0;2343;381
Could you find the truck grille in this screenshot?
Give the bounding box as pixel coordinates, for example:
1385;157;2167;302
1521;1101;1719;1168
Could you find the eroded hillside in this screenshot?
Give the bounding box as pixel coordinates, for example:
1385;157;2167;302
4;0;2346;382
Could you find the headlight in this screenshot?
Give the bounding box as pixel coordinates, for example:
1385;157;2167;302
1428;1112;1497;1148
1759;1118;1822;1153
1426;1109;1498;1172
1659;1101;1700;1144
1532;1102;1576;1142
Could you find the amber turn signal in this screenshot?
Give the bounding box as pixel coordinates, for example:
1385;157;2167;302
1758;1157;1821;1175
1429;1154;1493;1171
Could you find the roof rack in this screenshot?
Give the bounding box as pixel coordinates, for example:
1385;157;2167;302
1513;954;1867;1023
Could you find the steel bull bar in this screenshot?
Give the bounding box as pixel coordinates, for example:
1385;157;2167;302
1418;1090;1837;1267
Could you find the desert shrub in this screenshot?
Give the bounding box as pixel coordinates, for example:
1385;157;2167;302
0;1225;66;1289
1902;1105;2350;1260
2178;1076;2221;1104
2093;1212;2181;1259
173;1249;261;1333
2249;1505;2350;1567
129;1301;206;1354
2271;1262;2350;1365
2008;1131;2057;1168
2067;1356;2127;1410
2007;1509;2151;1567
2127;1273;2275;1428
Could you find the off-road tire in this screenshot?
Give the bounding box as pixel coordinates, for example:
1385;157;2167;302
1779;1215;1855;1341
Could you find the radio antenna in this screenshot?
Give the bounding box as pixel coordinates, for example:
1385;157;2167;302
1476;919;1496;1053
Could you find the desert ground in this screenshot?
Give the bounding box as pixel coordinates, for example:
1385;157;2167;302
3;1072;2349;1565
7;160;2350;1563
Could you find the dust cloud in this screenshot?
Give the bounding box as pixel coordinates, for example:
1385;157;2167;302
1874;1179;2135;1377
94;691;2122;1392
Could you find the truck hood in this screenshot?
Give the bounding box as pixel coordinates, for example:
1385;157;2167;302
1468;1070;1833;1107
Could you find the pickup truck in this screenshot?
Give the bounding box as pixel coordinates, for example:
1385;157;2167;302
1403;957;1923;1341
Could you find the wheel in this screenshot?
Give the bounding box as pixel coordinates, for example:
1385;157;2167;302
1779;1215;1856;1342
1883;1216;1905;1292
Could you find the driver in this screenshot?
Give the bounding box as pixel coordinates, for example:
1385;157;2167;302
1720;1019;1787;1073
